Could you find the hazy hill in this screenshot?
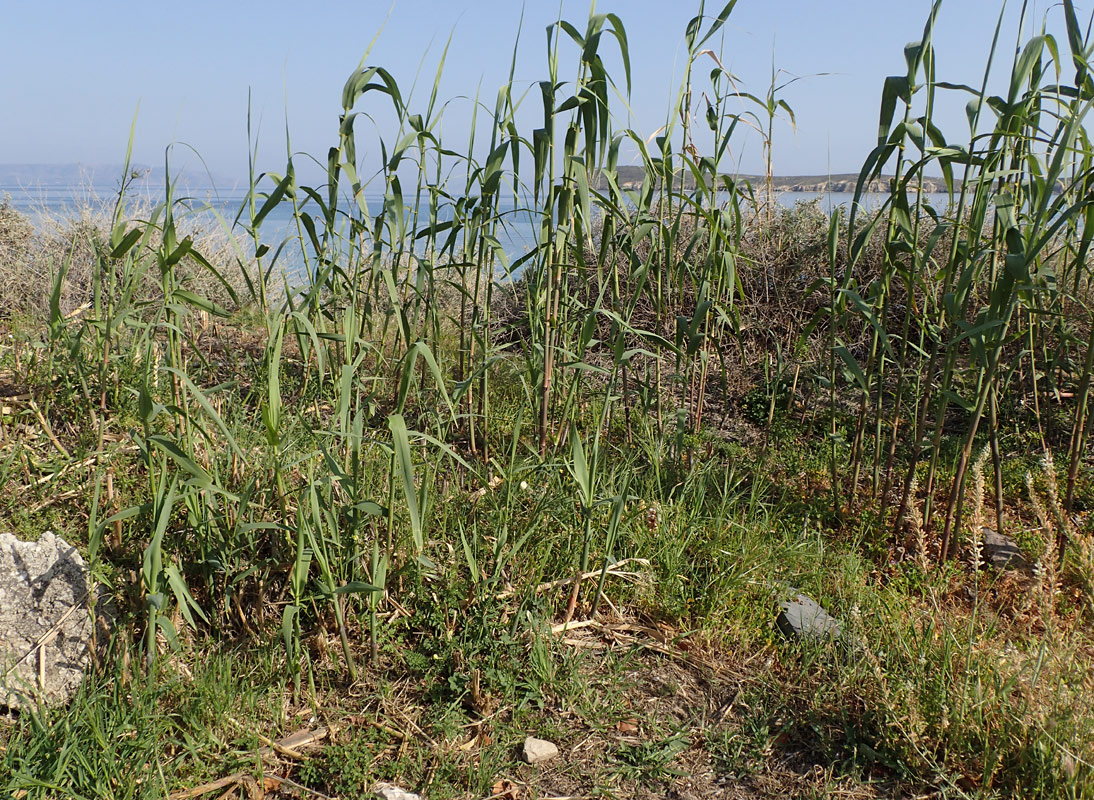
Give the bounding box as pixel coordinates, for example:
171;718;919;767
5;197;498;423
1;162;958;195
597;165;955;193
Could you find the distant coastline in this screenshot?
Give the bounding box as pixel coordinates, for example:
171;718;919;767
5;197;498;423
598;165;954;194
0;162;956;196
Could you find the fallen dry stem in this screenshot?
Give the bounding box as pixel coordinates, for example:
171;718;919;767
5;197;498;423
27;399;70;460
494;557;649;600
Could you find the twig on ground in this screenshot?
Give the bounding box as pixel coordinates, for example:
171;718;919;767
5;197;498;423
551;618;599;635
27;399;71;460
498;558;648;600
224;717;327;760
273;773;336;799
167;774;241;800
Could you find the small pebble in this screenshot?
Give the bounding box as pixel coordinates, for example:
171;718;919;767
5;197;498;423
375;782;421;800
522;735;559;764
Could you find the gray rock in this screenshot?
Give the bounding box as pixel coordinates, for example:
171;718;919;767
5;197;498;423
522;735;559;764
777;593;841;641
980;527;1026;570
375;783;422;800
0;531;103;708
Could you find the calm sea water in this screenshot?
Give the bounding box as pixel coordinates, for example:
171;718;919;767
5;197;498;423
1;182;538;276
1;182;954;276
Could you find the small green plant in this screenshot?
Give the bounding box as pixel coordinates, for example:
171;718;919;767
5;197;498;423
298;728;390;798
613;730;691;784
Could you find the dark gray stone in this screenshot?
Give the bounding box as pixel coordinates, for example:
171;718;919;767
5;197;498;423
777;593;841;641
0;531;104;708
980;527;1026;570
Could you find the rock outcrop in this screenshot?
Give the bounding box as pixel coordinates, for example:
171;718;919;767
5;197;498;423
979;527;1027;570
0;531;104;708
777;592;842;641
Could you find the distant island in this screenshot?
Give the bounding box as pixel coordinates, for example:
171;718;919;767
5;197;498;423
1;163;957;196
597;165;955;194
741;173;953;194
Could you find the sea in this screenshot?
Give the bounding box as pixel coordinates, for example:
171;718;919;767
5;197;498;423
1;181;953;280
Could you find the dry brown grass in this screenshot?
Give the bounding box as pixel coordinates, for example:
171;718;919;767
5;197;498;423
0;195;254;323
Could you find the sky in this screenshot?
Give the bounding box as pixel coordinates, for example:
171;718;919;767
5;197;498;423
0;0;1081;187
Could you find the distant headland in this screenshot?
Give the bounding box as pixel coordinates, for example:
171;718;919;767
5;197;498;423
0;162;955;195
598;165;954;194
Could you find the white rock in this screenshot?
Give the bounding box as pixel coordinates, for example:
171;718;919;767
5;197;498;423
0;531;109;708
522;735;559;764
375;782;422;800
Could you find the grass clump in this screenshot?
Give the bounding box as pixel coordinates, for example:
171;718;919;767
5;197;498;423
0;191;251;323
2;1;1094;798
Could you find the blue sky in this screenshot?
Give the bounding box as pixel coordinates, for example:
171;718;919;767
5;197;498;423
0;1;1077;185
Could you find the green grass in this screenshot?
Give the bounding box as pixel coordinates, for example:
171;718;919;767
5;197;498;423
2;0;1094;797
